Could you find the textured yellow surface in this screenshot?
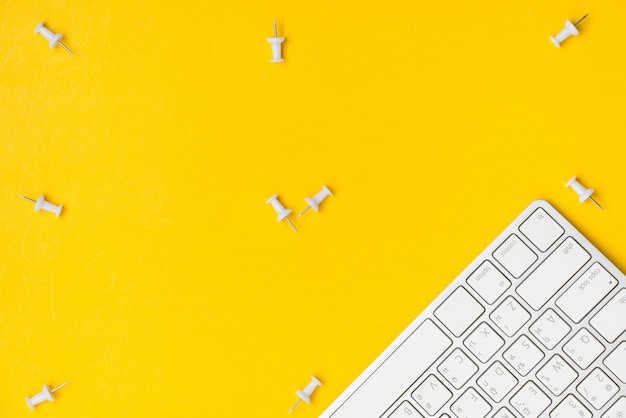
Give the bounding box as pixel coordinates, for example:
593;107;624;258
1;0;625;417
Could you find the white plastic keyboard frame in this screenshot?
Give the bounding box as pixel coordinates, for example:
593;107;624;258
320;200;625;418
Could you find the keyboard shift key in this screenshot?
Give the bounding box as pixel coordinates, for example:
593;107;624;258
590;288;626;343
493;234;537;278
435;287;484;337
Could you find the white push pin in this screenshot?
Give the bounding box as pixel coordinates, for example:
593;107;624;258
20;195;63;217
34;22;74;55
566;176;603;209
26;382;68;410
267;19;285;63
288;376;322;414
298;186;333;218
266;195;298;232
550;14;588;48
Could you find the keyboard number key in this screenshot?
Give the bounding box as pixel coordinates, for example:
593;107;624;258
536;354;578;396
490;296;530;337
466;261;511;305
519;208;564;252
437;348;478;390
388;401;424;418
493;234;537;278
549;394;591;418
529;308;571;350
604;397;626;418
435;287;485;337
451;388;491;418
503;335;544;376
464;322;504;363
604;342;626;383
412;375;451;416
563;328;605;369
577;368;620;409
476;361;517;402
510;381;551;418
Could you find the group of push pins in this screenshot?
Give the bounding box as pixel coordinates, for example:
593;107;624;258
266;186;333;232
33;14;589;61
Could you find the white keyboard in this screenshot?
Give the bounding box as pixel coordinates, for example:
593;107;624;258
321;200;626;418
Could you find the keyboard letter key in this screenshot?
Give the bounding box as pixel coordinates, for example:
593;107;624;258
517;237;590;310
435;287;484;337
510;381;551;418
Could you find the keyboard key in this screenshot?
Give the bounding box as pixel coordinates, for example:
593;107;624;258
510;381;551;418
529;309;571;350
603;397;626;418
435;287;484;337
437;348;478;390
577;368;619;409
323;319;452;418
550;394;591;418
519;207;564;252
590;288;626;343
517;237;590;310
451;388;491;418
556;263;618;323
503;335;544;376
536;354;578;396
389;401;423;418
476;361;517;402
464;322;504;363
412;375;452;416
492;407;515;418
490;296;530;337
563;328;605;369
604;342;626;383
493;234;537;278
466;261;510;305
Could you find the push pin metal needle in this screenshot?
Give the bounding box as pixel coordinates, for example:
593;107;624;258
298;186;333;218
34;22;74;55
550;14;588;48
26;382;68;410
19;194;63;217
288;376;322;414
566;176;603;209
266;195;298;232
267;18;285;63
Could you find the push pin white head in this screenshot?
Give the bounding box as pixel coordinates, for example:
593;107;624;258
550;14;588;48
20;195;63;217
566;176;603;209
267;19;285;63
266;194;298;232
298;186;333;218
26;382;68;410
34;22;74;55
288;376;322;414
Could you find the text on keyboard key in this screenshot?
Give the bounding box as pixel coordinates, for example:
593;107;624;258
589;288;626;343
549;394;591;418
434;287;484;337
510;381;551;418
529;309;571;350
516;237;590;310
388;401;423;418
503;335;544;376
437;348;478;390
556;263;618;323
519;207;565;252
466;261;510;305
412;375;452;416
476;361;517;402
490;296;530;337
563;328;605;369
536;354;578;396
577;368;619;409
451;388;491;418
603;397;626;418
463;322;504;363
604;342;626;384
493;234;537;278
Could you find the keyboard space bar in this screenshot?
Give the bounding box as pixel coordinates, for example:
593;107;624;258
323;319;451;418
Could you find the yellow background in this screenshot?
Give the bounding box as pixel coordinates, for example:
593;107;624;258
1;0;625;416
